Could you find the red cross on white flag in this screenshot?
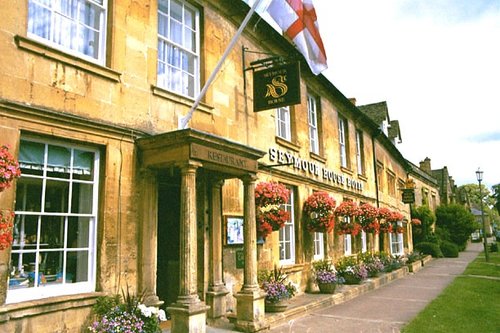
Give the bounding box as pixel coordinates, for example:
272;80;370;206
267;0;328;75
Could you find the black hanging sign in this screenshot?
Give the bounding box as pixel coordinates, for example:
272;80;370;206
402;189;415;204
253;62;301;112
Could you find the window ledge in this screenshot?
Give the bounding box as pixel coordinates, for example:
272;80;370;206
0;292;103;323
151;85;214;115
14;35;121;82
340;166;353;175
310;152;326;164
358;174;368;182
275;137;300;152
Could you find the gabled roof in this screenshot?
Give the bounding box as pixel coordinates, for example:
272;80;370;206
388;120;402;143
358;101;390;125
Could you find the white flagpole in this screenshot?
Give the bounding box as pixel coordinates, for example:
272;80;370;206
178;0;265;129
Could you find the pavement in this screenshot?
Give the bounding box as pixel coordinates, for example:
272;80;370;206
163;241;483;333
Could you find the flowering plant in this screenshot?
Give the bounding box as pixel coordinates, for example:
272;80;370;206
88;288;166;333
303;192;336;233
357;203;380;234
411;218;421;225
377;207;393;233
0;210;14;250
255;182;290;238
335;201;362;235
0;145;21;192
359;252;385;277
335;256;368;283
312;260;342;285
259;266;296;304
387;211;404;233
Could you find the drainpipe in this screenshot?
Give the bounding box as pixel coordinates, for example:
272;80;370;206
371;130;382;208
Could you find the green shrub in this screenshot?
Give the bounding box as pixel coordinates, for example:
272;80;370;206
490;242;498;252
440;240;459;258
415;242;443;258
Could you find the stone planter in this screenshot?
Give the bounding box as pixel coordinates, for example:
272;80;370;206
407;260;422;273
265;300;288;313
317;282;337;294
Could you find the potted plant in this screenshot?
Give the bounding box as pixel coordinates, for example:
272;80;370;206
303;191;336;233
312;260;342;294
358;203;380;234
259;266;296;312
88;287;167;333
0;145;21;192
335;256;368;285
359;252;385;278
335;201;362;236
255;181;290;239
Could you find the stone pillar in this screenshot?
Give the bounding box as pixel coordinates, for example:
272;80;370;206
139;168;163;307
234;175;268;332
168;162;209;333
206;178;229;321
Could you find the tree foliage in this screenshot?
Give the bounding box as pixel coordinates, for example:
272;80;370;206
492;184;500;215
435;204;476;250
411;205;436;245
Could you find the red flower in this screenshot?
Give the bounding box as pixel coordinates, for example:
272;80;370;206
334;201;360;218
0;145;21;192
411;218;421;225
0;210;14;250
255;181;289;207
303;192;336;233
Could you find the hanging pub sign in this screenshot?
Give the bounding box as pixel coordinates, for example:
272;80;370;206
253;62;301;112
402;189;415;204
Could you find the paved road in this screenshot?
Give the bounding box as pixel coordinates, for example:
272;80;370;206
269;242;482;333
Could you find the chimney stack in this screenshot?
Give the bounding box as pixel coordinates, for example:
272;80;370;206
419;157;431;174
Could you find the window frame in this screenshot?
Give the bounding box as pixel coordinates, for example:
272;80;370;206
157;0;201;98
7;137;100;303
338;116;349;168
343;216;352;256
387;171;396;196
355;129;365;175
27;0;108;65
276;106;292;141
307;94;320;155
389;222;404;256
313;232;324;260
279;185;295;264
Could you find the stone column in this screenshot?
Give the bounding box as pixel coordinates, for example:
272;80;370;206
234;174;268;332
168;161;209;333
139;168;163;307
206;178;229;321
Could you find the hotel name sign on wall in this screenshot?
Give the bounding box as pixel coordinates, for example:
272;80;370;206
253;63;301;112
268;147;364;191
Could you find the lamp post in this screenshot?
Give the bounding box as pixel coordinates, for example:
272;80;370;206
475;168;489;262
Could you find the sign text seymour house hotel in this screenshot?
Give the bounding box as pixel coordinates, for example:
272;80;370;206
268;147;364;191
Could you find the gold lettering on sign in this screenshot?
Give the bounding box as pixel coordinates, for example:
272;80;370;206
265;75;288;99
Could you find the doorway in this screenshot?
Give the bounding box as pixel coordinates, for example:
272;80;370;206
157;169;181;309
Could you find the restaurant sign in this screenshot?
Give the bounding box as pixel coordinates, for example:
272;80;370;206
253;62;301;112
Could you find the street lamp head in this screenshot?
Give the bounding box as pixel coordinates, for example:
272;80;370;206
476;168;483;182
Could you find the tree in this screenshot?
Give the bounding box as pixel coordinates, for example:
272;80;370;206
435;204;476;251
492;184;500;215
411;205;436;245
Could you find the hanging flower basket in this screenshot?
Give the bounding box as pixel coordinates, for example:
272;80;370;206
0;210;15;250
303;192;336;233
387;211;404;234
0;145;21;192
255;181;290;239
358;203;380;234
377;207;393;233
335;201;361;236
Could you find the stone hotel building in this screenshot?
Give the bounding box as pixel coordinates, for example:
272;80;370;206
0;0;428;332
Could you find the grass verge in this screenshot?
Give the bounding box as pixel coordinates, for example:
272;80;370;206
401;250;500;333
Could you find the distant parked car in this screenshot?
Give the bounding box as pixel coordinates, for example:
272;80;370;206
471;231;481;242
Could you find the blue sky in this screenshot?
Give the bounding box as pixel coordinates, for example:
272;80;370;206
244;0;500;190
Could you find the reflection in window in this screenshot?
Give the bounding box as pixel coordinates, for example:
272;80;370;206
9;138;99;303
